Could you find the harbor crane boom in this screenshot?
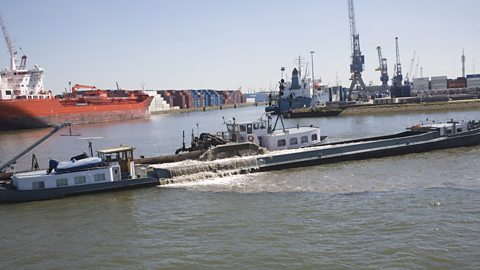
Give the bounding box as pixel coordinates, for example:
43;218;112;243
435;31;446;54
392;37;403;88
0;13;17;70
404;50;416;85
413;57;420;80
376;46;389;90
347;0;367;100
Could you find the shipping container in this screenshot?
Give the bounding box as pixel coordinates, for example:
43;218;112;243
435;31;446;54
447;78;467;89
431;76;447;81
467;78;480;88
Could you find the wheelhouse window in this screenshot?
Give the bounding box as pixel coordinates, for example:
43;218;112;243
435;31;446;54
277;139;286;147
74;176;87;185
94;174;106;182
32;181;45;190
290;137;298;145
240;125;246;132
253;123;259;130
301;136;308;143
312;134;318;141
56;178;68;187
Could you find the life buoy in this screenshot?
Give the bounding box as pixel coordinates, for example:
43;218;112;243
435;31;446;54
247;135;254;142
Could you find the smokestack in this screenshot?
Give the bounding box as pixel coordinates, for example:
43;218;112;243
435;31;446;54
462;49;466;78
290;68;300;90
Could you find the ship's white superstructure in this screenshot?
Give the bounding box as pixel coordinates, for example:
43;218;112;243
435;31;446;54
0;14;50;100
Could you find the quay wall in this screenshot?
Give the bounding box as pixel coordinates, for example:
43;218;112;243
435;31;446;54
341;99;480;116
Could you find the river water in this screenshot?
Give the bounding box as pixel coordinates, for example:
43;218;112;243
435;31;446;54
1;106;480;269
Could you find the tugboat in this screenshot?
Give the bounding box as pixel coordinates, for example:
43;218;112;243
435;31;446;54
219;113;326;151
175;78;327;154
0;145;158;203
231;78;326;150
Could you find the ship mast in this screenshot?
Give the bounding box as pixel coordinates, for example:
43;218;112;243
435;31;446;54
0;13;17;71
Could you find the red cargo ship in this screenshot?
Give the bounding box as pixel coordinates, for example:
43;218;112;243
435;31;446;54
0;16;152;131
0;85;153;131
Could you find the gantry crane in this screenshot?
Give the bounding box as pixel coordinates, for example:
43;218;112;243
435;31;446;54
347;0;366;100
376;46;389;90
392;37;403;88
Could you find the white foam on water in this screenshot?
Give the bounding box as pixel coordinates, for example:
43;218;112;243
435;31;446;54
162;174;250;189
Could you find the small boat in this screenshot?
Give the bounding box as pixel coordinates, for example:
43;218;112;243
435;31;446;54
0;146;159;203
174;78;327;154
220;113;327;151
265;67;314;114
224;75;327;151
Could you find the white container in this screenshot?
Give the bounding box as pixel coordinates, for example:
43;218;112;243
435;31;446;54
431;76;447;82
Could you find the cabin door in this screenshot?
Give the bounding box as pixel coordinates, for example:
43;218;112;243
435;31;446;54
118;150;133;175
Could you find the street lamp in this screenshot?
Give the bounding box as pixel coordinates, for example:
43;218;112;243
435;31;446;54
310;51;315;89
281;66;285;80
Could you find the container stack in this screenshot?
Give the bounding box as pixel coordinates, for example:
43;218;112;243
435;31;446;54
412;78;430;91
430;76;448;90
153;89;245;109
191;91;201;108
220;91;234;105
173;91;186;109
159;90;175;107
467;74;480;88
447;77;467;88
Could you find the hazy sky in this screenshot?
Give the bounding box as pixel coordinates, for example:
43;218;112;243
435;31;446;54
1;0;479;94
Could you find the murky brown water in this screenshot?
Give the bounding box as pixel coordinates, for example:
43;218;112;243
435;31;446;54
1;106;480;269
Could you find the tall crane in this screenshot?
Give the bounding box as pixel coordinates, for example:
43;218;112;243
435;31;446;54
347;0;366;100
375;46;389;90
404;50;416;86
413;57;420;80
392;37;403;88
0;13;17;71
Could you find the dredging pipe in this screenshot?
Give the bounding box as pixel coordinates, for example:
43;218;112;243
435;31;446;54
0;123;70;173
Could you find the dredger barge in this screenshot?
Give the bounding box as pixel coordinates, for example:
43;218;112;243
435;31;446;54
144;119;480;183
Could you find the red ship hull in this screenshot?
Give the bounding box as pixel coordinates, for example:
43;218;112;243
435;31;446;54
0;96;153;131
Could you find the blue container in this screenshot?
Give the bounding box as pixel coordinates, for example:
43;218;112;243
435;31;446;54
466;74;480;78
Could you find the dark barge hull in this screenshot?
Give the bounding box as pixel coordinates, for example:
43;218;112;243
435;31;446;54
0;177;159;203
257;129;480;172
284;108;343;118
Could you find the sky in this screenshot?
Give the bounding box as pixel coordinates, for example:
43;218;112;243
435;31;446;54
1;0;479;94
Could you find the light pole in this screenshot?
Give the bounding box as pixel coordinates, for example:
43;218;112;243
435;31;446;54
310;51;315;89
281;66;285;80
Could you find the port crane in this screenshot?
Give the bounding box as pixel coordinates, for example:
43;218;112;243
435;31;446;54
392;37;403;88
71;84;97;95
375;46;389;91
404;50;416;86
0;13;19;71
347;0;367;100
